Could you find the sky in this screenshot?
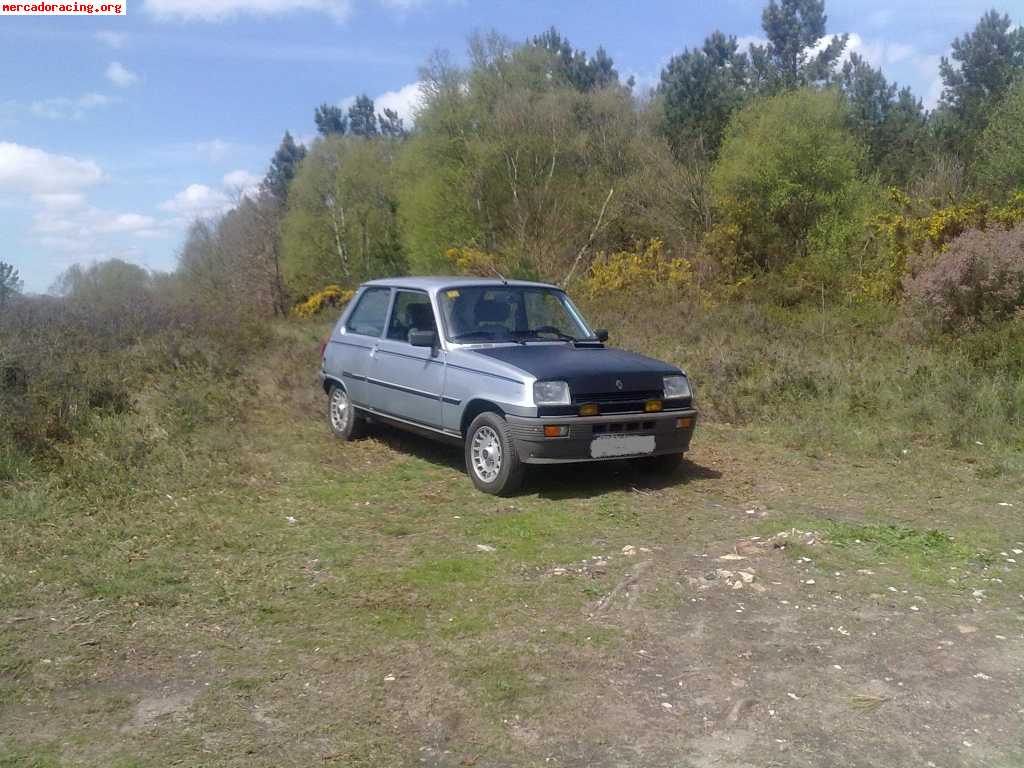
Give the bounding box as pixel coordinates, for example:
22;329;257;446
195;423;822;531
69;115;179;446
0;0;1013;292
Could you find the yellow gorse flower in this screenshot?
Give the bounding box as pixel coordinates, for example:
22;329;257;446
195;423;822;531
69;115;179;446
291;285;355;319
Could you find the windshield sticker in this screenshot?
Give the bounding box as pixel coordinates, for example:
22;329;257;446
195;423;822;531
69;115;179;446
446;290;460;299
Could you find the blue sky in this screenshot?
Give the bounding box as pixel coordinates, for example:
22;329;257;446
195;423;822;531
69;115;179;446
0;0;1012;292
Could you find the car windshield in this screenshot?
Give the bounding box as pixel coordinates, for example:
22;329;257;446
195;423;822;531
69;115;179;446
438;285;594;343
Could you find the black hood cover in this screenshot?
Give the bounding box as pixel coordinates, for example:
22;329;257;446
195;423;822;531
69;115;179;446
470;344;680;396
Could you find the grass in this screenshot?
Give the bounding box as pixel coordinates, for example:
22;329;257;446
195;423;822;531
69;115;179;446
2;316;1023;766
587;296;1024;458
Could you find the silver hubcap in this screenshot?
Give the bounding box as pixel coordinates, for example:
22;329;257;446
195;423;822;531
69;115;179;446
329;388;350;433
471;425;502;483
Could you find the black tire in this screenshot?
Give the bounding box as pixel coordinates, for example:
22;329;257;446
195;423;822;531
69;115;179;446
638;452;683;476
464;412;526;496
327;384;365;441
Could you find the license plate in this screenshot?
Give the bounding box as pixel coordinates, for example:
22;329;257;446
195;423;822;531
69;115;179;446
590;434;656;458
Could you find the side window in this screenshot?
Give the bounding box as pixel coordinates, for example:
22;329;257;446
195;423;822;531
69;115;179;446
345;288;391;337
386;290;436;342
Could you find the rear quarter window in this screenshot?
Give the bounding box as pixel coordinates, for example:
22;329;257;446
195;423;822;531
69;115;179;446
345;288;391;337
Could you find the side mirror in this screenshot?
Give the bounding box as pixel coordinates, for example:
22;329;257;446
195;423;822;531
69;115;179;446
595;329;609;342
408;329;437;347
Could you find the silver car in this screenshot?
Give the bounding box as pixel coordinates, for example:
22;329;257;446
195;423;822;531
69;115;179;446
319;277;698;495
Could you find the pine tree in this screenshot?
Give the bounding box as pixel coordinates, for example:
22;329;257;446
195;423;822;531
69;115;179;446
314;103;348;136
936;10;1024;158
659;31;750;157
347;95;379;138
0;261;22;309
263;132;307;204
378;108;406;138
753;0;847;91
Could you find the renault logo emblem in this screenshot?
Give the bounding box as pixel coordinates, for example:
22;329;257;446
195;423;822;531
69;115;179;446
615;379;623;390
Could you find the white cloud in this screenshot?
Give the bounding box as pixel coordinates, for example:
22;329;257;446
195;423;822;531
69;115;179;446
159;183;231;220
223;169;262;198
0;143;104;195
30;92;112;120
735;34;768;53
31;204;164;257
143;0;352;22
339;81;424;127
106;61;140;88
95;30;126;48
35;192;87;209
374;81;424;124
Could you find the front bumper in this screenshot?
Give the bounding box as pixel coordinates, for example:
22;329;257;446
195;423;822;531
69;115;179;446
507;409;698;464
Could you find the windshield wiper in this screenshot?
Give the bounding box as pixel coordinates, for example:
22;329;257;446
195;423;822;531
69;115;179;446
450;330;524;344
514;328;580;343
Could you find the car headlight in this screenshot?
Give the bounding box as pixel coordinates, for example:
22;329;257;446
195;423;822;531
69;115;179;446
663;374;691;400
534;380;571;406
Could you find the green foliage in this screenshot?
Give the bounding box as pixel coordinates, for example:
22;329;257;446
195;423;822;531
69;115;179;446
398;37;639;281
868;190;1024;301
585;296;1024;454
0;261;23;310
710;88;877;292
314;102;347;136
263;131;307;204
347;94;379;138
528;26;621;92
579;239;693;301
281;135;405;296
752;0;846;91
976;78;1024;197
935;10;1024;159
838;52;930;186
658;31;750;157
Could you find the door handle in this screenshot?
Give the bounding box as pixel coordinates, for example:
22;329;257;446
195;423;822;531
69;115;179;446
369;345;378;358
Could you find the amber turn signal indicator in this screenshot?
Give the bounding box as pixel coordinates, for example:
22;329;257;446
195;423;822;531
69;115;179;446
579;403;600;416
543;425;568;438
644;400;664;413
676;417;693;429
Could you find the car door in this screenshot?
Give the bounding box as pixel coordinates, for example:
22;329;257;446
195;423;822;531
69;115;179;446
368;289;445;428
335;286;391;407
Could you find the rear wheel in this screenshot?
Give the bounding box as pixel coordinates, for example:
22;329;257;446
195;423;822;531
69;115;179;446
327;384;364;441
465;412;525;496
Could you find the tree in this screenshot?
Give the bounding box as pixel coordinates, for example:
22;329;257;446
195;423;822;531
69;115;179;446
936;10;1024;158
711;88;872;278
751;0;847;92
658;31;750;157
378;108;406;138
976;79;1024;197
263;131;307;204
838;52;929;185
282;136;405;295
529;27;620;91
347;95;379;138
0;262;23;310
399;34;640;281
314;103;348;136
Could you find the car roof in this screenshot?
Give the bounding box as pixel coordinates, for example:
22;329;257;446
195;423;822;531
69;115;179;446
360;276;561;292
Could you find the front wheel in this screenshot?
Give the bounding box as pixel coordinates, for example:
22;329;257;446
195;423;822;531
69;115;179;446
465;412;526;496
327;384;364;441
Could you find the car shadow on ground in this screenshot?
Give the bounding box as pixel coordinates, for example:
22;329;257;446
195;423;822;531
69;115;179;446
527;457;721;500
364;424;721;500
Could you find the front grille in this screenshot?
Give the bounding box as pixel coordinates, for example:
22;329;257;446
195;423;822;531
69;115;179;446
592;420;657;435
573;389;661;404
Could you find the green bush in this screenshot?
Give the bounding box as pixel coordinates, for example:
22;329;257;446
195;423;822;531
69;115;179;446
709;88;880;295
